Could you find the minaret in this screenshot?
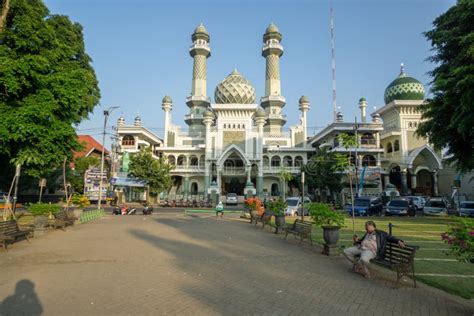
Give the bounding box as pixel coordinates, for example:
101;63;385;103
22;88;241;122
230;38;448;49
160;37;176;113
299;96;310;147
261;23;286;133
203;109;214;194
359;97;367;123
186;23;211;135
162;95;172;146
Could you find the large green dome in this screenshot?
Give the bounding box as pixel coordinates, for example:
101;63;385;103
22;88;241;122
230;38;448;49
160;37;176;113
384;65;425;104
214;69;256;104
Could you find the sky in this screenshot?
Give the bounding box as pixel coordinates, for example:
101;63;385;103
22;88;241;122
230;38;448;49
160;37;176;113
44;0;455;148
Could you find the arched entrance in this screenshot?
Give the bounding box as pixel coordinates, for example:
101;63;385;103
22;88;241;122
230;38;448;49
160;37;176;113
190;182;198;195
416;169;433;195
226;178;242;195
271;183;280;196
389;165;401;192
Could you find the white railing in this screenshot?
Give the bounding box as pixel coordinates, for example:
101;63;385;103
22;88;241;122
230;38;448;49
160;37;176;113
262;166;301;173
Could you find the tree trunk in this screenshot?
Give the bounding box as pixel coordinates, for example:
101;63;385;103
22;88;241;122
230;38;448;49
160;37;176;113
0;0;11;33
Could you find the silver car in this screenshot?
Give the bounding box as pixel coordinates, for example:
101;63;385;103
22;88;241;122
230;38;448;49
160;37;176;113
423;198;448;216
284;197;311;216
225;193;238;205
459;201;474;217
406;196;425;210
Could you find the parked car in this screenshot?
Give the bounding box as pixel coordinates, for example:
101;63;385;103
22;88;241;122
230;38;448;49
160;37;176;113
405;196;425;210
385;199;416;216
345;197;383;216
459;201;474;217
284;197;311;216
225;193;238;205
423;198;448;216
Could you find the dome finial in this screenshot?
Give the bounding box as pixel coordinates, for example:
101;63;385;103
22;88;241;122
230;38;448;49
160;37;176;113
400;62;405;75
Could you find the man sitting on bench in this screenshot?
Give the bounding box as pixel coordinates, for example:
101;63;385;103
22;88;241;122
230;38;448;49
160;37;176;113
343;220;405;278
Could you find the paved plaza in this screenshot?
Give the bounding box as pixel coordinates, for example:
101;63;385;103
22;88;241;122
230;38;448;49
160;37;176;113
0;213;473;315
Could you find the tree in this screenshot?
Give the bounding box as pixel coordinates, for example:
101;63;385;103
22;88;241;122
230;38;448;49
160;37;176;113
0;0;100;177
278;168;292;201
128;148;173;196
304;149;345;198
417;0;474;172
68;156;100;193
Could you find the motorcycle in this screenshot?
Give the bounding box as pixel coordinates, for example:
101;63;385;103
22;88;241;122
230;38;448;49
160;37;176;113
143;203;153;215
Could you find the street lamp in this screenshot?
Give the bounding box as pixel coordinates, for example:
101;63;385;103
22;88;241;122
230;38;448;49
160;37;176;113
301;170;305;222
97;106;119;210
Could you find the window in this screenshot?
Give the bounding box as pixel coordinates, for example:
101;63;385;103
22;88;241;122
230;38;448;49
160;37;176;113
387;142;393;153
122;135;135;146
394;140;400;151
362;155;376;167
271;156;281;167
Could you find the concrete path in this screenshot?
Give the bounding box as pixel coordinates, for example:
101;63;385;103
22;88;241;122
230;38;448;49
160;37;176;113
0;213;472;315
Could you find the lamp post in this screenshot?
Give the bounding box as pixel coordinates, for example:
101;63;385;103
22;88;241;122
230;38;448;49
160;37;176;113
97;106;119;210
301;170;305;222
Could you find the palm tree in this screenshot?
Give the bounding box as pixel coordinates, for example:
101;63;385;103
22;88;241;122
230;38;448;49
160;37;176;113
278;168;293;201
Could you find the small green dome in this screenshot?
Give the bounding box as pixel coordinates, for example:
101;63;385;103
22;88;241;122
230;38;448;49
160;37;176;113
299;95;309;104
162;95;172;103
255;108;266;118
359;97;366;102
384;65;425;104
194;23;208;35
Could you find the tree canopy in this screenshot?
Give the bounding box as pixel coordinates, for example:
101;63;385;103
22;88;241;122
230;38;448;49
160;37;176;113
304;149;346;195
0;0;100;176
418;0;474;172
128;148;173;194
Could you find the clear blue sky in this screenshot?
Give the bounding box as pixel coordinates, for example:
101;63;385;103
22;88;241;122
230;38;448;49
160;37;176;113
45;0;454;146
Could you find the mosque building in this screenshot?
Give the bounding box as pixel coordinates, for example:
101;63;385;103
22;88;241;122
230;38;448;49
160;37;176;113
114;24;471;203
114;23;312;201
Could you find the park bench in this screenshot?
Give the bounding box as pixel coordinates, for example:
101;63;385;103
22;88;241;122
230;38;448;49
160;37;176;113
52;210;75;230
372;241;418;288
284;219;313;245
254;211;273;229
0;219;33;250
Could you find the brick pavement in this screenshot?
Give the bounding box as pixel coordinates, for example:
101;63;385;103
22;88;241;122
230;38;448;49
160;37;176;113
0;213;472;315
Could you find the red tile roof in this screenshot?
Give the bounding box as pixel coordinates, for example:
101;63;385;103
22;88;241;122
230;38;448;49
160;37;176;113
74;135;109;159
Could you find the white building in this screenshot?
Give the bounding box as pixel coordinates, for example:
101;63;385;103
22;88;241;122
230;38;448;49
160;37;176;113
116;24;311;200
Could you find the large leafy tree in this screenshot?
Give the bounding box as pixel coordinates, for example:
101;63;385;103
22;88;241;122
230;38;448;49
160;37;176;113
304;149;345;196
128;148;173;195
0;0;100;177
418;0;474;172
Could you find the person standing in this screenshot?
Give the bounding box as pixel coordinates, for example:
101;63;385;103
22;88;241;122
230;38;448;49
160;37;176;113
215;201;224;218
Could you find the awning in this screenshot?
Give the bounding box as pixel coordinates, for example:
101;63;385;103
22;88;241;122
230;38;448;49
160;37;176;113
110;177;146;187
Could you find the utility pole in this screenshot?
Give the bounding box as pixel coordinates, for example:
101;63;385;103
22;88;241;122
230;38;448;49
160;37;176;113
98;106;119;210
353;117;360;197
301;171;305;222
330;4;337;122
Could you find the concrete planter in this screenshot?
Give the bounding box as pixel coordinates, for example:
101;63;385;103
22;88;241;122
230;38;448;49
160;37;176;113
322;226;340;256
72;209;83;222
274;214;286;234
33;215;49;236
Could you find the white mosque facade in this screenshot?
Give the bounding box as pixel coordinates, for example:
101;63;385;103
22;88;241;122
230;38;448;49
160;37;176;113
114;24;473;202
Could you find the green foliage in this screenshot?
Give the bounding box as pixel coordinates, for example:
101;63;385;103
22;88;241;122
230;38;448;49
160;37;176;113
305;149;345;194
71;194;90;208
28;202;60;216
0;0;100;176
308;202;345;228
128;148;173;194
266;198;287;216
441;218;474;263
417;1;474;172
69;156;99;193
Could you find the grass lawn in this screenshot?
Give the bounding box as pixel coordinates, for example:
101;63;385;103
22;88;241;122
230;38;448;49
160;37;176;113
282;216;474;299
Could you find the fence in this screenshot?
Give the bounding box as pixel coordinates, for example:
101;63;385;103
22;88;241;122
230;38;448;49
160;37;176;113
80;209;105;224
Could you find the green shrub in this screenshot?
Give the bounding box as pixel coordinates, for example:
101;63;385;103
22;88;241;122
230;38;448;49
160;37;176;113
441;218;474;263
71;194;90;208
308;202;345;228
28;203;61;216
266;198;287;216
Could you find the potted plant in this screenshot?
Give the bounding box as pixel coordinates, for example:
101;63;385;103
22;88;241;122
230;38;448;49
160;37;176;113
267;198;288;233
308;202;345;256
71;194;90;221
28;203;61;233
244;197;263;221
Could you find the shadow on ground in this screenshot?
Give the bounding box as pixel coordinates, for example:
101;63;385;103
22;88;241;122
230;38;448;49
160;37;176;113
0;279;43;315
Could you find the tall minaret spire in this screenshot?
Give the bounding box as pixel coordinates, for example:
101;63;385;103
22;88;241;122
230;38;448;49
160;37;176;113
186;24;211;135
330;4;338;122
261;23;286;134
190;23;210;97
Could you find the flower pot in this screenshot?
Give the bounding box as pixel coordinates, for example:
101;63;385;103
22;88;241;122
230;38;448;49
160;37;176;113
322;226;340;246
274;215;286;227
274;214;286;234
